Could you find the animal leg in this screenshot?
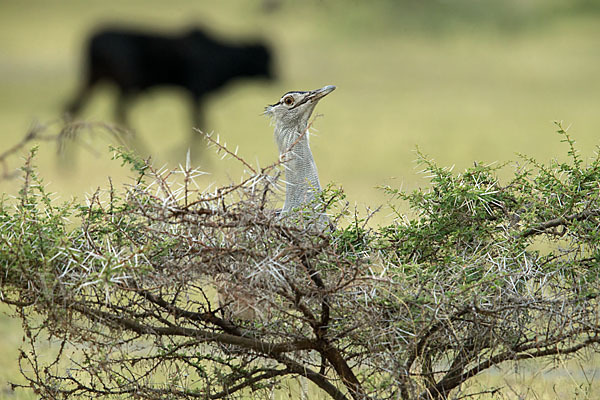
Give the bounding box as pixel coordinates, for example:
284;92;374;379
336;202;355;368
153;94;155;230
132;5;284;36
65;84;92;117
191;97;205;133
190;98;208;155
115;91;132;128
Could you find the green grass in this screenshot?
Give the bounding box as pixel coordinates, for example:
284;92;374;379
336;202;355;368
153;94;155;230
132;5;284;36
473;354;600;399
2;1;600;213
1;1;600;398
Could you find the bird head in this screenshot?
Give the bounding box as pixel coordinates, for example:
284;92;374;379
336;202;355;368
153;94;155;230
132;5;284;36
265;85;336;137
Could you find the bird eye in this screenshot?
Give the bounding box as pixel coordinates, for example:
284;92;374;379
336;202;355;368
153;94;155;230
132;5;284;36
283;96;294;106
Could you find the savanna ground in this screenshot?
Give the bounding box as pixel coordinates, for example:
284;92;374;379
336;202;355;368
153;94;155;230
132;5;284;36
1;0;599;398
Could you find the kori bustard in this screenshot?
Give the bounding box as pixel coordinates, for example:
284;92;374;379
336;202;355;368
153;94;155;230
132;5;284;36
265;85;336;215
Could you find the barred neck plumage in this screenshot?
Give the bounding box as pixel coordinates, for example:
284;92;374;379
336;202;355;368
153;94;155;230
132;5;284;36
264;85;335;214
275;126;321;213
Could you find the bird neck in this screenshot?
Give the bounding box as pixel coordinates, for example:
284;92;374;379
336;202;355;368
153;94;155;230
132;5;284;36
276;126;321;214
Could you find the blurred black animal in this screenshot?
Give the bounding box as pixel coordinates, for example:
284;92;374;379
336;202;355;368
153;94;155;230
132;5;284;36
66;27;274;134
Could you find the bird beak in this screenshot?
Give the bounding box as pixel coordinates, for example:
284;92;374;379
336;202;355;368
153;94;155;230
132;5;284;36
307;85;336;102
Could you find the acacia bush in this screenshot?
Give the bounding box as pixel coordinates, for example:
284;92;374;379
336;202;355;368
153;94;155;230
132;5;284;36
1;122;599;399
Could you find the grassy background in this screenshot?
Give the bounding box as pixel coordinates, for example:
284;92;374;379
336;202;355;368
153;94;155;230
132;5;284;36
1;0;600;398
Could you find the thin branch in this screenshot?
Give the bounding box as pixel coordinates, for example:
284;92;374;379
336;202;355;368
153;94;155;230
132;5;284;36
522;208;600;237
71;302;317;355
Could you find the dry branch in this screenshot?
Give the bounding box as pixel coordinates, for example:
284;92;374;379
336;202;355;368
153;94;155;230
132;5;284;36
1;122;600;399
